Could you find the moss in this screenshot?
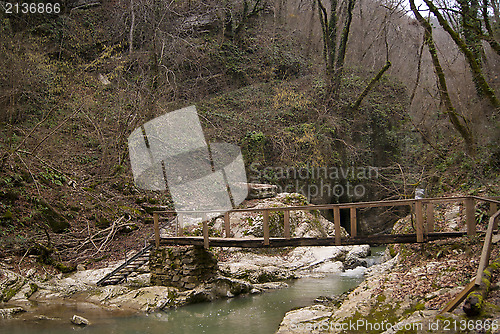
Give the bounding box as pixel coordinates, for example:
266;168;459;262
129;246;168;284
338;298;402;333
1;279;25;302
54;262;76;273
414;302;425;311
26;283;38;298
388;244;398;257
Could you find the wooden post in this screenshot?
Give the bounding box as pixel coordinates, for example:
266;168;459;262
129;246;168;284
224;212;230;238
426;203;434;234
490;203;498;216
263;210;270;246
465;197;476;236
284;210;291;239
350;207;357;237
177;214;183;236
334;206;341;246
415;200;424;243
202;214;209;249
153;212;160;247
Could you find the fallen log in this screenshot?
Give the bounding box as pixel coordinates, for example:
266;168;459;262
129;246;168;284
463;258;500;316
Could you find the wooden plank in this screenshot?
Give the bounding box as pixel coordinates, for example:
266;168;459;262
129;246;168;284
465;197;476;236
153;212;160;248
224;212;230;238
284;210;291;239
334;206;341;246
439;280;477;314
475;212;500;285
202;214;209;249
350;207;357;237
426;203;434;234
263;210;270;246
156;232;469;248
177;214;183;236
415;200;424;243
490;203;498;217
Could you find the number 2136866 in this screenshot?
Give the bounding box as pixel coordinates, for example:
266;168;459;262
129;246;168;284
4;3;61;14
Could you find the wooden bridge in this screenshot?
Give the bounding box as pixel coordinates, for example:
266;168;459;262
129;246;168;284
148;195;500;314
151;195;499;249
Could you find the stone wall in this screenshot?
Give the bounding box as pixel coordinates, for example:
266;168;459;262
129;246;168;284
150;246;218;290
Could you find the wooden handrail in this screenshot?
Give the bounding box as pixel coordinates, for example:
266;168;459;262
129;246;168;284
440;206;500;314
151;195;498;215
475;208;500;285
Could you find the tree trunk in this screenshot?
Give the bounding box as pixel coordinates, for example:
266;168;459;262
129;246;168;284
129;0;135;55
423;0;500;110
410;0;476;155
351;61;391;111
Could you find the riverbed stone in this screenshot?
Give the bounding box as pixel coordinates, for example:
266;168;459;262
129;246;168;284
277;304;334;334
71;314;90;326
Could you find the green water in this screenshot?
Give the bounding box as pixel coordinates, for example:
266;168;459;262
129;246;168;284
1;249;383;334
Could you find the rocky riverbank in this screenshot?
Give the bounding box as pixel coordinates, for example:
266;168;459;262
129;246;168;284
0;243;374;325
1;192;376;326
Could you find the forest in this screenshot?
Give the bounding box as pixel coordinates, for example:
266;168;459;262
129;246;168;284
0;0;499;268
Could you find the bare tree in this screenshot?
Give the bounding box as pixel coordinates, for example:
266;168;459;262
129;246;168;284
317;0;356;99
410;0;476;154
422;0;500;109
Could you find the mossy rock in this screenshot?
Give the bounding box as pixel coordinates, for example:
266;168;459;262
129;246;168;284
36;200;70;233
54;262;76;273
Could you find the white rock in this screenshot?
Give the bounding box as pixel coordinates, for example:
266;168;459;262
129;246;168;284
312;261;344;273
71;314;90;326
25;268;36;278
0;307;25;319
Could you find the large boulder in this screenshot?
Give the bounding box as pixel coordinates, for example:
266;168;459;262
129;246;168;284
344;245;371;269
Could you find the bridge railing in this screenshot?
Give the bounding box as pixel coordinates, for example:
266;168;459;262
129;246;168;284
439;196;500;313
151;195;499;249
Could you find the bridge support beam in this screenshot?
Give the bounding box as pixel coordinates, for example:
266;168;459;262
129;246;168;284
415;200;424;243
334;206;341;245
150;245;217;290
284;210;291;239
426;203;434;234
350;208;357;237
465;197;476;236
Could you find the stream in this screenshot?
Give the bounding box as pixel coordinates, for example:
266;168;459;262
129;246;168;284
1;248;384;334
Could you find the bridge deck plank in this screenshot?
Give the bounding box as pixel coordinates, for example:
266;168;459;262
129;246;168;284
156;232;471;248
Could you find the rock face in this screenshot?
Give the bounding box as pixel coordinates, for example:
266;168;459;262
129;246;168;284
0;269;26;302
150;246;218;290
215;193;347;239
246;183;278;199
344;245;371;269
